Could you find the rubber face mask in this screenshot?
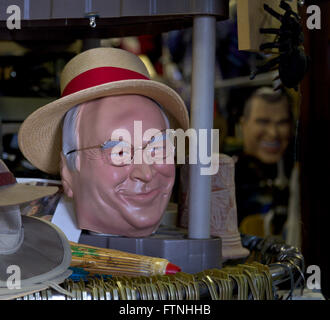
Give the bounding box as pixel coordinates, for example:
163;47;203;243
241;97;291;164
61;95;175;237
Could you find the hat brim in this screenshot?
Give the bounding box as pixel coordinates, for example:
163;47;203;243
0;184;58;206
18;79;190;175
0;215;71;288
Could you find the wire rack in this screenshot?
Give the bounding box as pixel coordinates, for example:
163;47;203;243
15;234;304;300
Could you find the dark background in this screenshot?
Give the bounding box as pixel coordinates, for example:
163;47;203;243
299;0;330;299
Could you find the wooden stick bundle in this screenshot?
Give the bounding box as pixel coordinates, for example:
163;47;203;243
69;242;176;277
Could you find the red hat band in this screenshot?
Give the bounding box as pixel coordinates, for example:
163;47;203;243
61;66;149;97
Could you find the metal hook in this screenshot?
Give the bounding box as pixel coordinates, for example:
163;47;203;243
89;16;96;28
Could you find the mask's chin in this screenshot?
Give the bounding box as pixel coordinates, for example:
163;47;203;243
257;151;282;164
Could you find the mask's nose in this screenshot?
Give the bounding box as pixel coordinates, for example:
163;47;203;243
265;123;279;139
129;163;154;183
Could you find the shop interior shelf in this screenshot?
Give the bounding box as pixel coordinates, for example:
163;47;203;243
0;0;228;40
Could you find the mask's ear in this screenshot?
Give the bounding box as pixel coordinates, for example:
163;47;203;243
60;152;75;198
240;115;246;127
237;116;246;140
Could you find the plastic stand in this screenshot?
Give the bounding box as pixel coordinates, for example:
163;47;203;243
79;226;222;274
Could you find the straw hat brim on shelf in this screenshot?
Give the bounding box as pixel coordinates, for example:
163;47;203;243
0;183;58;206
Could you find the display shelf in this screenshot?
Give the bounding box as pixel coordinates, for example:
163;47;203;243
0;0;228;40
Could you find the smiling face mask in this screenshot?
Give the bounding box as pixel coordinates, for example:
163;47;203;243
61;95;175;237
241;96;292;164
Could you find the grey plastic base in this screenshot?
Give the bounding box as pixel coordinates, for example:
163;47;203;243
79;226;222;274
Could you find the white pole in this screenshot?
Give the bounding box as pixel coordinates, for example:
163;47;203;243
188;16;216;239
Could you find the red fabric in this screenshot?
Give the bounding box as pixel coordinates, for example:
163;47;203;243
62;66;149;97
0;172;16;186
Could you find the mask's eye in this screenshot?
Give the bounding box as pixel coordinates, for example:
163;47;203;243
101;140;132;165
148;145;166;158
255;118;271;126
111;147;131;158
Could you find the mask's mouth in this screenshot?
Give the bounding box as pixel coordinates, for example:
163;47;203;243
260;140;282;152
115;178;161;194
117;188;161;204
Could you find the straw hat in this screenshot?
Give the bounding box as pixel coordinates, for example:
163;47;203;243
18;47;190;175
0;159;71;299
